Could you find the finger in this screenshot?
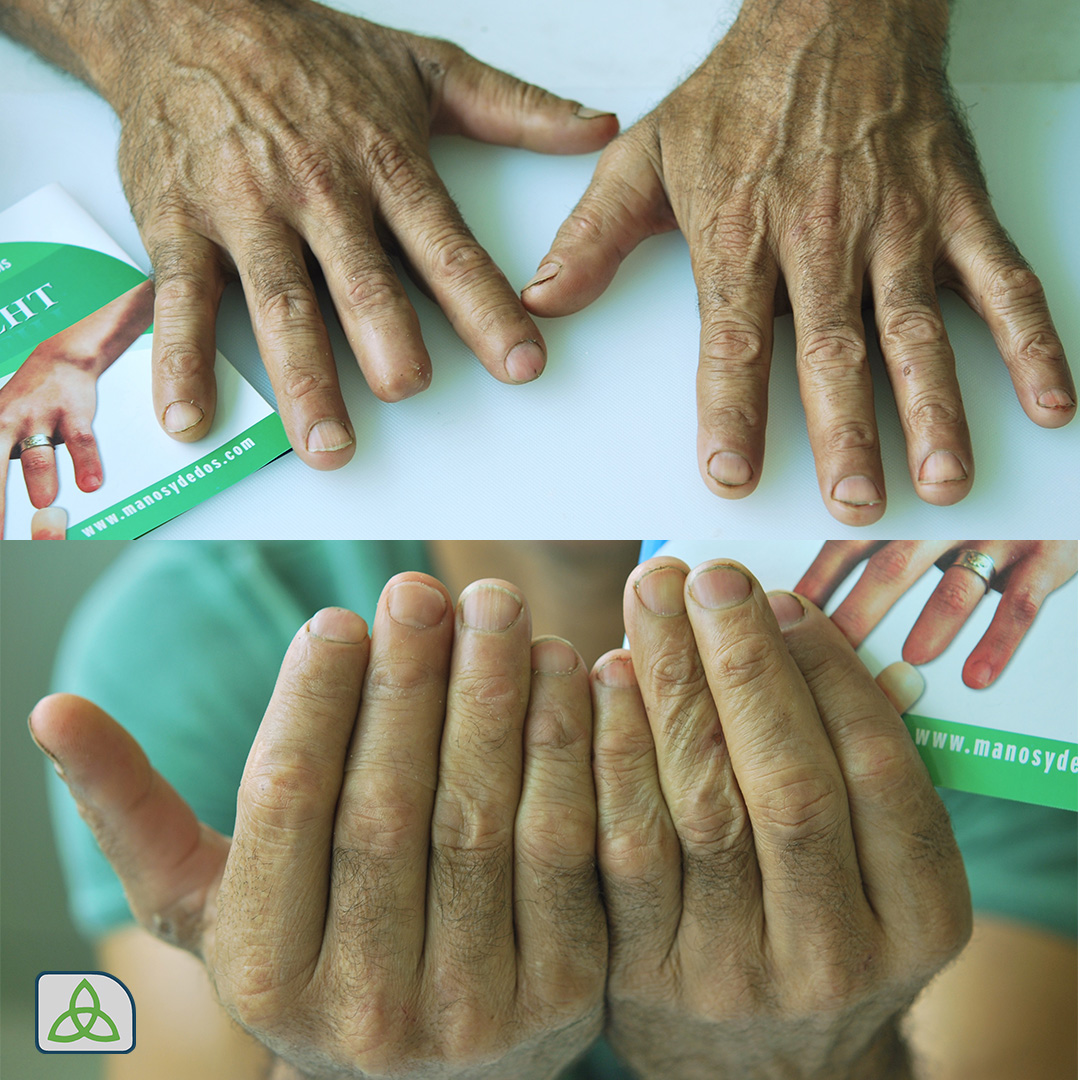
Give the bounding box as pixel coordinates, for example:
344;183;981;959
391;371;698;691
20;442;59;508
31;506;67;539
902;542;1010;665
590;650;681;975
768;595;970;961
624;559;758;946
58;415;103;493
428;581;531;983
683;562;858;956
946;212;1075;426
521;132;674;318
225;222;355;467
962;566;1056;689
303;207;432;402
514;638;605;1009
373;160;547;384
323;575;452;975
146;228;223;441
875;661;926;715
222;608;369;993
430;41;619;154
872;262;973;502
27;694;230;951
828;541;951;648
694;241;778;497
786;245;886;524
794;540;884;608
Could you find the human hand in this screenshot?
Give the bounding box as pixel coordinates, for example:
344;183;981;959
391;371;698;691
796;540;1078;689
69;0;617;467
0;280;153;536
523;0;1074;524
588;557;970;1079
29;574;605;1079
30;506;68;539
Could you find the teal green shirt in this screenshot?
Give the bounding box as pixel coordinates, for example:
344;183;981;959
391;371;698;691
48;542;1077;1077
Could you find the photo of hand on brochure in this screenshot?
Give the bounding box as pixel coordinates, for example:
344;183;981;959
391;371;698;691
0;185;290;540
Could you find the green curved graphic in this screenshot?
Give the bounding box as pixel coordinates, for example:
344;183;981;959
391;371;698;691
47;978;121;1043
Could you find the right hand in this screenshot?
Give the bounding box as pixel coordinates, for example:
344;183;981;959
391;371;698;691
85;0;617;466
29;575;605;1078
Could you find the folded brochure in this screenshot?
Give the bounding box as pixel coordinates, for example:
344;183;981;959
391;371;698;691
649;540;1077;811
0;184;290;539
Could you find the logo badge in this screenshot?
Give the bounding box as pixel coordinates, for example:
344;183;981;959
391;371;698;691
36;972;135;1054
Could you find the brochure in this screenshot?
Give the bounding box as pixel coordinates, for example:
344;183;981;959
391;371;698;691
649;540;1078;811
0;185;290;539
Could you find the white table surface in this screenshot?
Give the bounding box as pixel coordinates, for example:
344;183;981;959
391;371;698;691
2;1;1077;539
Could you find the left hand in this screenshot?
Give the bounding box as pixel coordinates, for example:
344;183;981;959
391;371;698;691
523;0;1074;525
589;557;971;1079
796;540;1078;688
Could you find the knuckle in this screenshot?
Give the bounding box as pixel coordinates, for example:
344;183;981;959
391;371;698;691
242;759;326;833
256;285;321;328
647;645;708;702
880;307;946;351
432;234;488;282
823;419;878;455
753;766;840;841
931;577;978;619
708;631;783;691
565;206;607;246
154;266;210;307
281;140;338;199
64;429;98;455
675;795;750;856
433;791;513;856
700;323;769;368
800;332;868;377
337;266;402;314
155;341;206;385
516;804;595;870
526;704;587;754
905;390;963;431
278;362;335;405
988;264;1045;310
360;127;421;192
364;652;440;698
19;452;54;479
866;541;920;585
600;814;677;880
700;401;763;436
1006;585;1043;628
452;671;523;729
1014;329;1067;370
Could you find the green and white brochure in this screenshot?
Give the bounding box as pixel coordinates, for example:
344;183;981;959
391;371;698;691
654;540;1078;811
0;185;290;539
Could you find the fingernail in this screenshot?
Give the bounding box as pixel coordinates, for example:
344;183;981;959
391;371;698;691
461;583;522;632
27;714;65;780
308;607;367;643
31;506;68;539
832;475;884;506
162;400;204;434
688;564;752;609
595;655;636;688
634;565;687;615
1037;387;1075;410
532;636;579;674
768;592;806;630
707;450;754;487
523;263;561;291
918;450;967;485
306;418;353;453
879;661;925;712
387;580;447;629
574;105;616;120
967;660;994;689
504;339;545;382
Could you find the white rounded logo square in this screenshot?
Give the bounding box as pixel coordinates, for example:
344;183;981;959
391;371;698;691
36;971;135;1053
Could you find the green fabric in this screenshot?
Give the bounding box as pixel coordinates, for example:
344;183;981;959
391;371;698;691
47;541;1076;1080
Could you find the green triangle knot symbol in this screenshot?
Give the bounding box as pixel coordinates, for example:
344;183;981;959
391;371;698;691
48;978;121;1043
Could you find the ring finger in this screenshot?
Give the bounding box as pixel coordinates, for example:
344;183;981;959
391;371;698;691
19;438;59;508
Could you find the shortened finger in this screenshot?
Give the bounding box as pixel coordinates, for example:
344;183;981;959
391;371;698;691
945;213;1075;425
871;261;972;502
58;415;103;493
794;541;884;608
147;229;223;441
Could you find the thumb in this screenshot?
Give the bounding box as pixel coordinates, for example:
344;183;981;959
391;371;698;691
428;41;619;154
521;132;675;317
28;693;229;952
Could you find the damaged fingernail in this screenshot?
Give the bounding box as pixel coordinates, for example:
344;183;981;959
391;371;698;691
1037;387;1075;410
504;339;545;383
768;591;806;630
832;475;884;506
162;400;204;434
532;636;579;674
461;582;523;632
635;565;687;615
523;263;561;291
918;450;967;485
387;580;447;629
574;105;616;120
306;418;353;453
688;564;752;610
308;607;367;643
27;714;65;780
707;450;754;487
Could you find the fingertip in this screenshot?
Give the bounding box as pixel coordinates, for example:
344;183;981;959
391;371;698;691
701;449;760;498
914;451;971;505
1029;387;1076;427
827;475;887;524
31;506;67;540
161;399;211;441
592;650;637;689
307;607;368;645
962;657;996;690
298;417;356;470
876;660;925;713
504;338;546;383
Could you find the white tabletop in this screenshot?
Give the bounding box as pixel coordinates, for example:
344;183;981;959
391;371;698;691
2;1;1077;538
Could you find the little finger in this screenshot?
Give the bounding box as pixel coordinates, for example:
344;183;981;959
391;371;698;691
58;415;103;493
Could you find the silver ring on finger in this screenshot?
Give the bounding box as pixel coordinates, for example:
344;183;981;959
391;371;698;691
13;434;55;458
951;549;996;594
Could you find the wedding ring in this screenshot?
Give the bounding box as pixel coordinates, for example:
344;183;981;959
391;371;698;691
12;434;55;458
951;549;996;593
